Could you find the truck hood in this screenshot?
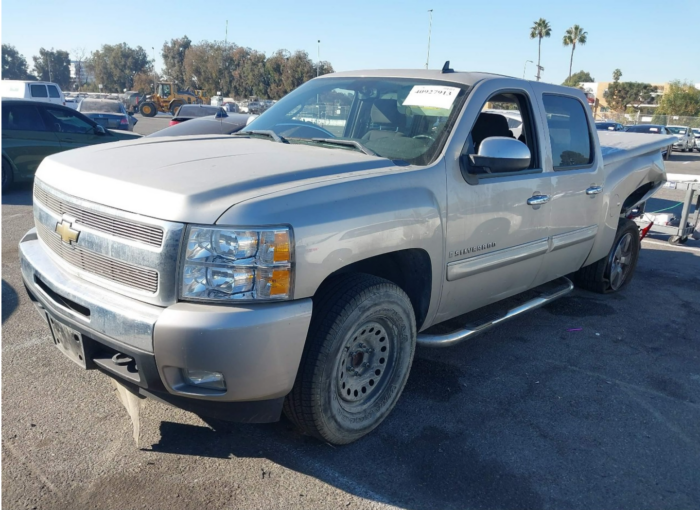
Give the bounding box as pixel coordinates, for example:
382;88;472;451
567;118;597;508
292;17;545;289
36;135;398;224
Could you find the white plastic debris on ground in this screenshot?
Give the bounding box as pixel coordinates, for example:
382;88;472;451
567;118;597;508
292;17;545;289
111;379;143;446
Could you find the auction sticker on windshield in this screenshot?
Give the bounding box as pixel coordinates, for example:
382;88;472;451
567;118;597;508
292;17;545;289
403;85;460;109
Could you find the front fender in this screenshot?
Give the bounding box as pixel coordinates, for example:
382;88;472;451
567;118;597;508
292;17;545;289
217;162;447;326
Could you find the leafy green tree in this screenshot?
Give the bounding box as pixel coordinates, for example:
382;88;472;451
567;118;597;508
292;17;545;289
562;70;594;88
562;25;587;80
162;36;191;85
2;44;31;79
91;43;151;92
529;18;551;81
654;81;700;117
604;69;654;113
32;48;71;88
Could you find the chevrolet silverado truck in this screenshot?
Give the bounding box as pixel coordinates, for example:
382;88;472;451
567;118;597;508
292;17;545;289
19;67;672;445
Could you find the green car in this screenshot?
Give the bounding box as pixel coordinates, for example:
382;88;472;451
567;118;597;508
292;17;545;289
2;98;142;192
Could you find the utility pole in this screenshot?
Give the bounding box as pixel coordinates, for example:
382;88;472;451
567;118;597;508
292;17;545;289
317;40;321;77
523;60;533;79
536;64;544;82
425;9;433;69
225;20;228;46
152;47;157;94
46;51;53;82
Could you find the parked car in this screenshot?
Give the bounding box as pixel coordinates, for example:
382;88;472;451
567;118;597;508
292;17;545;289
77;99;137;131
19;70;671;445
692;128;700;152
169;104;227;125
625;124;674;160
595;121;625;131
149;113;251;137
64;97;81;110
1;80;66;106
1;99;141;191
666;125;694;152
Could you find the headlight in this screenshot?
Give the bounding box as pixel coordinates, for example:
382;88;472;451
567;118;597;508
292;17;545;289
180;226;292;302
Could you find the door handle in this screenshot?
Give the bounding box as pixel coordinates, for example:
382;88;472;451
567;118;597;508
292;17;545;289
527;195;551;206
586;186;603;195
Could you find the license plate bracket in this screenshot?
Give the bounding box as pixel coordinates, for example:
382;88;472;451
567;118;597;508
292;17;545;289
48;315;88;369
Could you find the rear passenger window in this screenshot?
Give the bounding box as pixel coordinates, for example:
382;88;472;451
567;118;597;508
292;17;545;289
542;95;593;169
47;85;61;98
30;84;48;98
6;104;48;131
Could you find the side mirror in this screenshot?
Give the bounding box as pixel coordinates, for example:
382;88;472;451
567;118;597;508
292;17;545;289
468;137;531;173
94;125;106;136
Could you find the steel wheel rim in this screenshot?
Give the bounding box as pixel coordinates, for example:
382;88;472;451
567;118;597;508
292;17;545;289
609;232;633;290
336;319;397;412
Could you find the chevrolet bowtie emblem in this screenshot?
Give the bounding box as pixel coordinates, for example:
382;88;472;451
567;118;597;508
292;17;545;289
55;220;80;244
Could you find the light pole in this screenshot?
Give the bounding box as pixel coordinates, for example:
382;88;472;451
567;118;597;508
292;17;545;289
523;60;533;79
317;40;321;77
151;46;157;94
425;9;433;69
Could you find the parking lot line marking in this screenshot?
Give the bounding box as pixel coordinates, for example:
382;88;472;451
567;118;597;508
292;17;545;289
544;360;700;411
642;239;700;253
4;441;58;493
620;385;700;453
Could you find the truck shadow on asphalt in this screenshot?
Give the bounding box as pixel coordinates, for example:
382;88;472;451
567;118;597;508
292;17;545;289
2;182;33;206
2;279;19;324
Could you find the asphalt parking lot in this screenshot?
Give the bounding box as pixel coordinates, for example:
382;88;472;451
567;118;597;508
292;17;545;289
2;145;700;510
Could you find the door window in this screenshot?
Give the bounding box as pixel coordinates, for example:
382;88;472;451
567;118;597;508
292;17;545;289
47;85;61;98
464;91;539;177
30;84;48;98
43;107;95;134
5;104;48;131
542;94;593;169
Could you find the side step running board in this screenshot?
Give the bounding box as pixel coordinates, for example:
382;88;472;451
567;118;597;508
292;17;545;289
417;277;574;348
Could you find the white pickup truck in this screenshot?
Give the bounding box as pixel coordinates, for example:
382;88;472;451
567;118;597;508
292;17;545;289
19;67;672;444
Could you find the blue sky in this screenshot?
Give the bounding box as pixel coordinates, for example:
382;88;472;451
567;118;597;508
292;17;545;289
3;0;699;85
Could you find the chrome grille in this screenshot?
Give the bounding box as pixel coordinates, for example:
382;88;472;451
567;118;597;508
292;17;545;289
34;185;164;247
37;222;159;294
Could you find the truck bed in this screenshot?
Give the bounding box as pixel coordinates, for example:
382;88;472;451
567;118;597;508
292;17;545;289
598;131;677;166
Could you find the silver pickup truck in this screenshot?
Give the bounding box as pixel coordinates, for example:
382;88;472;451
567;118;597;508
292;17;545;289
19;68;672;445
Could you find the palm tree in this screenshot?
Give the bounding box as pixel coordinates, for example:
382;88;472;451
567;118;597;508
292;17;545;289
529;18;551;81
563;25;588;80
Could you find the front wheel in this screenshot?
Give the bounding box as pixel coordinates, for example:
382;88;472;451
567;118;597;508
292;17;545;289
2;158;14;193
139;102;157;117
284;274;416;445
574;219;641;294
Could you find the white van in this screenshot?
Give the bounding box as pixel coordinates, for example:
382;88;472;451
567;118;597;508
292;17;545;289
1;80;66;105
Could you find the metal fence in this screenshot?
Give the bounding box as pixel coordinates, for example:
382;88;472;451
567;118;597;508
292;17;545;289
595;112;700;128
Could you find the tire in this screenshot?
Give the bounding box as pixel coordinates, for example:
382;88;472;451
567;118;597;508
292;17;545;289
668;235;688;245
284;273;416;445
139;102;157;117
169;100;184;115
2;158;14;193
574;218;640;294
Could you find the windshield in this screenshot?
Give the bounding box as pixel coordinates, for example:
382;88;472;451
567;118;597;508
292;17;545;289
626;125;663;134
81;100;123;113
666;126;686;134
242;77;469;165
178;105;223;117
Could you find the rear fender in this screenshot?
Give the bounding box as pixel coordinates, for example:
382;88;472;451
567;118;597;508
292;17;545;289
583;149;665;266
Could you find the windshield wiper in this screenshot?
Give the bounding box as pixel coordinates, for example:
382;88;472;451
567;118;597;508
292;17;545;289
308;138;379;156
233;130;288;143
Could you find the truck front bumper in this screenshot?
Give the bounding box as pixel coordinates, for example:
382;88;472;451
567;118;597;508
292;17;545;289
19;228;313;423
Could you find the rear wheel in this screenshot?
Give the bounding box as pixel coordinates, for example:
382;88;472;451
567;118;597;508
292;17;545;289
139;102;157;117
575;219;640;294
284;273;416;445
668;235;688;245
2;158;14;193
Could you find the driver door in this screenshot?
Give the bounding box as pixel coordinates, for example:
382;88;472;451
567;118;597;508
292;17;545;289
436;82;552;323
41;106;106;150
